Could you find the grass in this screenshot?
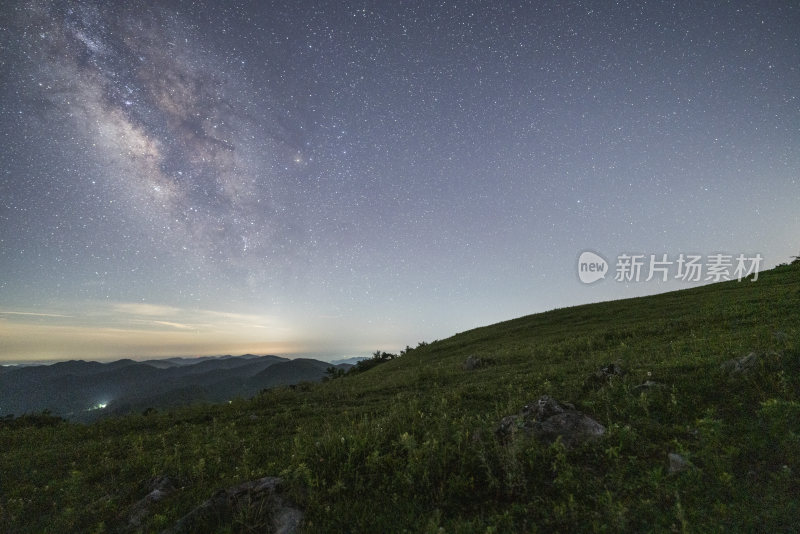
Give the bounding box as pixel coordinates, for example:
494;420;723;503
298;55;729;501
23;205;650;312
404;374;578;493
1;262;799;532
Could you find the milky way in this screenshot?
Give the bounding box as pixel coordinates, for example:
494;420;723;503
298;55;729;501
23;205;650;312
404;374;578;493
1;1;799;360
9;2;307;281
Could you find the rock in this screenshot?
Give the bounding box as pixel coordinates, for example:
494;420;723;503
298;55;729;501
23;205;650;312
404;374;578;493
524;395;575;420
496;395;605;447
163;476;302;534
125;475;176;530
462;356;483;370
720;352;759;374
496;415;520;438
668;452;691;473
583;362;625;390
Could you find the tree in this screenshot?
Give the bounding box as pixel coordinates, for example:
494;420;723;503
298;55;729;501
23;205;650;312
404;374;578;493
324;366;345;380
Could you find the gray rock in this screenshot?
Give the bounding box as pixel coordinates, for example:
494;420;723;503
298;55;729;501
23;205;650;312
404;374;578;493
125;476;176;530
164;476;302;534
496;415;520;437
668;452;691;473
720;352;759;374
496;395;605;447
462;356;483;370
583;362;625;389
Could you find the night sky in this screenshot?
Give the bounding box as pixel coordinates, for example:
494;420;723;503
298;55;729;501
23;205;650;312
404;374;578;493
1;1;798;362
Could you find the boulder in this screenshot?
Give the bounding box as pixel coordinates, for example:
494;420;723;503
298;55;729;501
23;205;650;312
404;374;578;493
462;356;483;370
461;356;488;371
720;352;759;374
164;476;302;534
583;363;625;390
668;452;691;473
125;475;176;531
496;395;605;447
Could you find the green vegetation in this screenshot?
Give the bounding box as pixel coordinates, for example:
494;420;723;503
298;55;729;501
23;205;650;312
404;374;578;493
326;349;402;379
2;263;799;532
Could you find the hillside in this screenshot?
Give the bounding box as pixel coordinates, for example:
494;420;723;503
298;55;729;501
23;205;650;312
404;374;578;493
2;262;799;532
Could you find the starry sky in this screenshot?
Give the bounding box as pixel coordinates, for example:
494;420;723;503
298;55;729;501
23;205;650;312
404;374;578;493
1;1;798;362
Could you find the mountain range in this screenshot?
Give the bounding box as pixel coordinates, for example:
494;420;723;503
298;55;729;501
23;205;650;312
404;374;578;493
0;354;348;421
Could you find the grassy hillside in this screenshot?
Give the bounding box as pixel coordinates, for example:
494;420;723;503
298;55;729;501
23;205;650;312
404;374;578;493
2;263;799;532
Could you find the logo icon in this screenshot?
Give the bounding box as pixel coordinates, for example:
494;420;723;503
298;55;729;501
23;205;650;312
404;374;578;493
578;251;608;284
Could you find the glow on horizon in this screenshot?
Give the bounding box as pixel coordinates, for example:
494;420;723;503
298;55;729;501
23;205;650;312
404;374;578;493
0;301;416;362
1;253;795;363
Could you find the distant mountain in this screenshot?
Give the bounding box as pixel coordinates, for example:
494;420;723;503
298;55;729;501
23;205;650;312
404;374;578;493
143;354;263;368
0;354;337;421
248;358;334;389
330;356;369;365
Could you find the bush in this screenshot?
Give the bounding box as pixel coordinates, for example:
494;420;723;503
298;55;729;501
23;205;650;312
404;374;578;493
346;350;399;375
0;411;65;429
